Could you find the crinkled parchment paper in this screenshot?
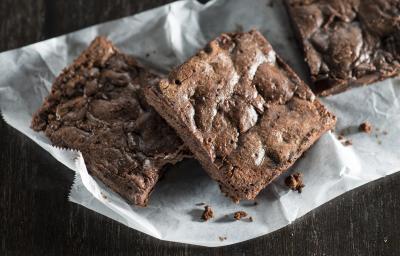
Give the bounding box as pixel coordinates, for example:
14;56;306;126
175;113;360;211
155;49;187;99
1;0;399;247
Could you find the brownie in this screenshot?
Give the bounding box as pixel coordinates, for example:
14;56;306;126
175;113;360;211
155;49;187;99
31;37;187;206
145;30;336;201
285;0;400;96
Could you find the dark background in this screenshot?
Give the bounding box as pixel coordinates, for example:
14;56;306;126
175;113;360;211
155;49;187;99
1;0;400;255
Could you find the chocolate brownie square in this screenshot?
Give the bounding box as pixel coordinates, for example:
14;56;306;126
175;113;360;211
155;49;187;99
285;0;400;96
31;37;187;206
145;30;336;201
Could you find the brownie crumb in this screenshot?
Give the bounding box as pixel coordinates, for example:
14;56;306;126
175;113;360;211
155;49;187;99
219;236;227;241
145;53;150;58
383;131;388;135
267;0;274;7
253;201;258;206
201;206;214;221
285;172;305;193
249;216;254;222
337;135;345;140
196;202;205;206
344;140;353;146
359;122;372;133
233;211;248;220
101;192;107;199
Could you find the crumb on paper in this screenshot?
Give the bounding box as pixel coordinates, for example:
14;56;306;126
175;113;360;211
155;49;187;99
201;205;214;221
196;202;205;206
248;216;254;222
101;192;107;199
383;131;388;135
285;172;305;193
233;211;248;220
359;121;372;133
219;236;227;241
337;134;352;146
145;53;150;58
378;140;382;145
344;139;352;146
267;0;274;7
253;201;258;206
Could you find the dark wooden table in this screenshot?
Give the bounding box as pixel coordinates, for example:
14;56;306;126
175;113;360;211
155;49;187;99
1;1;400;255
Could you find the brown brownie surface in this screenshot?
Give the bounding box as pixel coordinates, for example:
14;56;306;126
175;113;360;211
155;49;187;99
285;0;400;96
146;30;336;201
31;37;187;206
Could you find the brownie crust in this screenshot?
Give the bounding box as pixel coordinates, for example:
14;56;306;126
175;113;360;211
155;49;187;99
31;37;187;206
285;0;400;96
146;30;336;201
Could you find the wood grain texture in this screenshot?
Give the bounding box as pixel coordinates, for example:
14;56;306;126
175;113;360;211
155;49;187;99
1;0;400;255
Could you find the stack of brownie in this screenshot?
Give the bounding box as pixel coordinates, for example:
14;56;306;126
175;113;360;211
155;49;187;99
31;0;399;206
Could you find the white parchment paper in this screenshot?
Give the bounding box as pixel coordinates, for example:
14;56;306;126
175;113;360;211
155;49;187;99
1;0;400;247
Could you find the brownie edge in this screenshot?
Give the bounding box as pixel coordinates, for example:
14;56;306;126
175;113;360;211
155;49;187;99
31;37;187;206
145;30;336;202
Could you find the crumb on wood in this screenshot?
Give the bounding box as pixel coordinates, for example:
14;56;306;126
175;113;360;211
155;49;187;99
233;211;248;220
285;172;305;193
201;205;214;221
359;121;372;133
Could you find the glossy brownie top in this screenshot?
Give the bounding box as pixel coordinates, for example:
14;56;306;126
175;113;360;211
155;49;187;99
31;37;186;206
146;30;336;201
286;0;400;95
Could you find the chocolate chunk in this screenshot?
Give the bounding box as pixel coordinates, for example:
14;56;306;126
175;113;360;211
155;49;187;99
285;0;400;96
233;211;248;220
31;37;187;206
285;172;305;193
201;205;214;221
359;121;372;133
145;30;336;201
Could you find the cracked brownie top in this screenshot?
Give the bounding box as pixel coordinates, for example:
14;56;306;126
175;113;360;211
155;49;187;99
146;30;336;201
285;0;400;96
31;37;187;206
